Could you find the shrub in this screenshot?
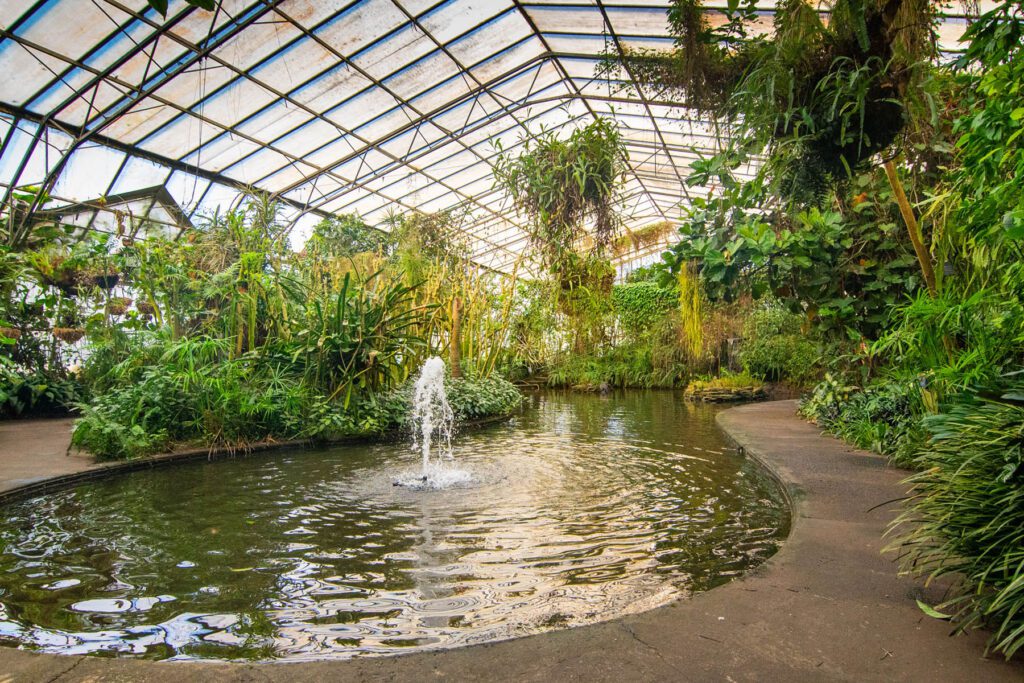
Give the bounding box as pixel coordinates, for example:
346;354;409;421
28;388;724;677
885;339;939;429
0;361;82;418
446;375;522;420
740;306;821;384
891;388;1024;658
799;375;927;466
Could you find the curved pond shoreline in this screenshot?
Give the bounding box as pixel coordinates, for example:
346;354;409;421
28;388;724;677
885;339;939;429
0;412;515;504
0;400;1020;681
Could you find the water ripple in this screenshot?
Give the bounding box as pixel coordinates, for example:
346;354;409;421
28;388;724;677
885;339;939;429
0;391;788;661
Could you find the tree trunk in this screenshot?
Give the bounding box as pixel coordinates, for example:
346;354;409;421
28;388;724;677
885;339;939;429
883;159;937;296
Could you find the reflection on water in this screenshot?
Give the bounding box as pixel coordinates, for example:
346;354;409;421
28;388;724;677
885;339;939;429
0;391;788;661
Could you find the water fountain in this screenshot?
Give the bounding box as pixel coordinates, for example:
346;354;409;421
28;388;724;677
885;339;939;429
400;356;470;488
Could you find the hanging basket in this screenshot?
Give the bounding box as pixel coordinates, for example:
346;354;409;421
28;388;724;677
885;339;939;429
92;273;120;290
52;327;85;344
0;327;22;341
105;297;133;316
136;301;156;316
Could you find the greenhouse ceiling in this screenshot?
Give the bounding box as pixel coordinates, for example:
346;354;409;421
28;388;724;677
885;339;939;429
0;0;977;272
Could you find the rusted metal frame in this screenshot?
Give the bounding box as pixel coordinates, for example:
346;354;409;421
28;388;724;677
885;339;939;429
303;85;581;217
0;30;519;262
69;0;272;133
264;47;562;197
0;101;328;223
282;61;565;211
298;83;733;210
84;151;133;232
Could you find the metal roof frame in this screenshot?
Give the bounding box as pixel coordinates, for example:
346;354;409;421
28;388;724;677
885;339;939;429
0;0;974;272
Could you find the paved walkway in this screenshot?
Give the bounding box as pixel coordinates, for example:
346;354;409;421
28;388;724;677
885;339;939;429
0;418;90;494
0;401;1021;681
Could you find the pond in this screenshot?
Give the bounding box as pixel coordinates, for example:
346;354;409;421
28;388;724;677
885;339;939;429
0;391;789;661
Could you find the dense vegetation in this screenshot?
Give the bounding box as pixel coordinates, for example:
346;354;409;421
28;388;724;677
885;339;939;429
597;0;1024;658
2;0;1022;661
1;198;521;458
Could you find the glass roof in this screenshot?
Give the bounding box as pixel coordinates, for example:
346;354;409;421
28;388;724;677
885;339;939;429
0;0;983;272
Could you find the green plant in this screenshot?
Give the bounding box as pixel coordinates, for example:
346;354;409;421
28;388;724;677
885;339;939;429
493;117;625;267
891;386;1024;657
740;305;821;384
612;281;676;341
686;370;764;393
0;358;81;418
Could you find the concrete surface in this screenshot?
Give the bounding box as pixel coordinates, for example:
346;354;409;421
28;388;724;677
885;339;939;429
0;401;1020;681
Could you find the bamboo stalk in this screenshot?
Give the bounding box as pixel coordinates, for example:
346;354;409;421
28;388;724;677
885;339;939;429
884;159;937;296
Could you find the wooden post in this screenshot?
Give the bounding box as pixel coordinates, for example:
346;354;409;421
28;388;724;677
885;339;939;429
884;159;937;296
450;296;463;378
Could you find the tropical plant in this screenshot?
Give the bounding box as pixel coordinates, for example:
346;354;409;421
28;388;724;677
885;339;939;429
891;386;1024;657
493;117;625;267
739;305;822;384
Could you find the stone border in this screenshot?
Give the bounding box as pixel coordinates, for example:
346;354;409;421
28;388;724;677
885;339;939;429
0;412;515;504
0;400;1020;681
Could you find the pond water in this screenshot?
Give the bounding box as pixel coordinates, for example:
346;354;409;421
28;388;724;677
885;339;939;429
0;391;789;661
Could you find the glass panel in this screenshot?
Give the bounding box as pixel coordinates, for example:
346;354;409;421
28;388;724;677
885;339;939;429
352;104;416;142
139;116;226;163
272;118;343;160
0;41;73;108
190;78;277;130
313;0;406;59
607;7;673;36
302;135;361;170
407;71;472;114
52;144;127;201
54;81;132;130
248;37;336;96
195;182;241;217
525;7;605;34
387;52;461;101
288;212;320;250
0;121;36;186
111;155;172;194
17;0;136;65
13;127;73;189
469;37;546;84
234;103;314;148
325;88;405;132
223;148;304;185
214;12;301;72
165;170;210;215
353;25;435;81
449;11;533;68
420;0;512;45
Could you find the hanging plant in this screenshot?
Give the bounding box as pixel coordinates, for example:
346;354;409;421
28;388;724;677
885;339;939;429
52;327;85;344
91;267;120;290
105;297;132;316
0;327;22;341
494;116;626;269
136;301;156;316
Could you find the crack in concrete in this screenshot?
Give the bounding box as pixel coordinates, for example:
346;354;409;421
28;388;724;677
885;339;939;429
46;656;83;683
618;621;684;676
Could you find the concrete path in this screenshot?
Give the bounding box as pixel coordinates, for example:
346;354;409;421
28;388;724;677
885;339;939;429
0;417;90;494
0;401;1020;681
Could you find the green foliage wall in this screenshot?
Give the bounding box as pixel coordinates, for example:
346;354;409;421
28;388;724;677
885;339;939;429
611;281;676;341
